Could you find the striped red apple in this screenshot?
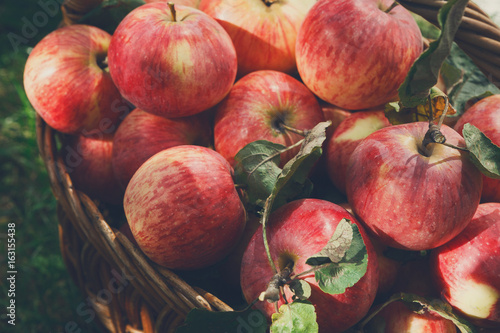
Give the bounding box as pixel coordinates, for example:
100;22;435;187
24;24;129;136
296;0;423;110
346;122;483;250
123;145;246;270
108;2;237;118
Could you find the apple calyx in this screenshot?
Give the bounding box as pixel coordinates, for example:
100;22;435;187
269;113;310;137
95;52;109;71
167;2;177;22
262;0;279;7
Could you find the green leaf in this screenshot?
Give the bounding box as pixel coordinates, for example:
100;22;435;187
440;60;463;92
311;221;368;295
234;140;285;210
384;101;417;125
398;293;477;333
443;44;500;114
306;218;353;266
271;121;331;209
270;300;318;333
175;307;268;333
413;13;440;39
79;0;146;34
462;123;500;179
398;0;469;108
289;280;312;301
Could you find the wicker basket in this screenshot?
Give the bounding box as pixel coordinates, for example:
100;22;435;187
36;1;500;332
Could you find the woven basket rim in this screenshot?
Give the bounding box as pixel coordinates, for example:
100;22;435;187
36;115;233;332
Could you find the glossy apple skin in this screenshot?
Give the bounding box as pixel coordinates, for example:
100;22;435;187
199;0;316;77
240;198;379;333
108;3;237;118
62;134;124;205
24;24;128;136
431;202;500;328
111;108;212;189
124;145;246;270
454;94;500;203
325;110;391;194
296;0;422;110
213;70;325;167
346;122;483;250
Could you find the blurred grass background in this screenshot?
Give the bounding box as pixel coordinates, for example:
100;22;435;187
0;1;101;331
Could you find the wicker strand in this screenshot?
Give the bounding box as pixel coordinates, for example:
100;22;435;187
115;232;200;315
61;0;104;26
399;0;500;86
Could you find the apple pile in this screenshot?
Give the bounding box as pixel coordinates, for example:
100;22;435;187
23;0;500;332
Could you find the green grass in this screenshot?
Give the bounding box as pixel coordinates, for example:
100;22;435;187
0;2;102;331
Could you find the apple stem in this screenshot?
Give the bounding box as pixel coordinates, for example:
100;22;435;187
280;124;309;137
262;196;279;274
421;95;468;155
384;1;399;14
167;2;177;22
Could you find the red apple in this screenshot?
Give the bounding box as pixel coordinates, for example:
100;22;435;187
454;94;500;203
368;299;457;333
111;108;212;189
62;134;124;205
325;110;391;194
213;70;325;167
198;0;316;77
431;202;500;328
320;102;352;135
346;122;483;250
108;2;237;118
24;24;129;136
240;198;379;333
123;145;246;270
296;0;423;110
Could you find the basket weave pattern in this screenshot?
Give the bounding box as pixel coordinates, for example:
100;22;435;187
38;0;500;331
37;119;232;332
